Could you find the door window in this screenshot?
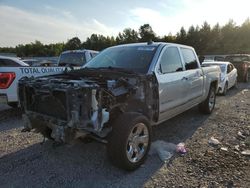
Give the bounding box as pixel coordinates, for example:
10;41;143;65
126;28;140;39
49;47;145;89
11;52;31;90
159;47;183;74
181;48;199;70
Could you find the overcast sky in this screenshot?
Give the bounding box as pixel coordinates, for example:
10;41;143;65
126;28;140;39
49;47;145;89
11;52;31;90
0;0;250;47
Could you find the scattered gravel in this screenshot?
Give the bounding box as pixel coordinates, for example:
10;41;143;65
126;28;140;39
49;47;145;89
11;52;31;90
145;83;250;188
0;83;249;188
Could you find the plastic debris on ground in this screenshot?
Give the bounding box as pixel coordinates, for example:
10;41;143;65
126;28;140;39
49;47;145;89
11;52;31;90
234;145;240;151
150;140;176;162
241;150;250;156
208;136;221;146
150;140;188;162
176;142;187;155
241;89;249;94
237;131;246;139
220;147;228;152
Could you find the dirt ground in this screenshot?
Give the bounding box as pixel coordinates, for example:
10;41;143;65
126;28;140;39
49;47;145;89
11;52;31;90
0;83;249;188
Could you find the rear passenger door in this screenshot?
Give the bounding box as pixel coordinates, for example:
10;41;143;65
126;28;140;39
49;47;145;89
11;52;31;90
180;48;204;103
155;46;189;121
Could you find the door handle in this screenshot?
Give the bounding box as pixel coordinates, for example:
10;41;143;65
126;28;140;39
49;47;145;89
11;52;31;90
196;71;203;77
182;77;188;81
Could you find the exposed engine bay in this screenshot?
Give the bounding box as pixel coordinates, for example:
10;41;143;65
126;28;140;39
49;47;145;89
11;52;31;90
19;68;158;143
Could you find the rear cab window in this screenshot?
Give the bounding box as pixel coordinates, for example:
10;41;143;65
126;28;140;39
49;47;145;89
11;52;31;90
180;48;199;70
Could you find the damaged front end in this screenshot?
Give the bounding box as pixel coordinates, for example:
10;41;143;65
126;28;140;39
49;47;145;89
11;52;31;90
19;70;158;143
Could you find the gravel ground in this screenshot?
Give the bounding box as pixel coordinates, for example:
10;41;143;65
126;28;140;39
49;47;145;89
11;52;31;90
0;83;249;188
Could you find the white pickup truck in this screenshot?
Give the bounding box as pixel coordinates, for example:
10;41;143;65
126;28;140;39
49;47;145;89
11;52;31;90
0;50;98;107
19;42;220;170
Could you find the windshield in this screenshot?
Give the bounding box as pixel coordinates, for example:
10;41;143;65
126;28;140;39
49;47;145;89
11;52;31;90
58;52;86;66
202;63;226;73
85;45;157;74
225;56;249;62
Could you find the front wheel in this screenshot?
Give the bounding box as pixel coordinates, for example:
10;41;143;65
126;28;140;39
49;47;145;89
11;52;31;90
199;85;216;114
107;113;151;171
233;78;238;89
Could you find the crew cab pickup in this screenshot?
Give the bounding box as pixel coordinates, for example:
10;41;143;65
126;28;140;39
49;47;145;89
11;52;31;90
19;42;220;170
0;50;98;107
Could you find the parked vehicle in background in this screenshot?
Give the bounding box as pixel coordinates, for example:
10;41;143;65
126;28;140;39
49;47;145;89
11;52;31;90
23;57;58;67
0;56;29;107
22;59;40;66
225;54;250;82
202;61;237;95
19;42;220;170
0;50;98;107
32;60;57;67
203;55;226;62
57;50;99;67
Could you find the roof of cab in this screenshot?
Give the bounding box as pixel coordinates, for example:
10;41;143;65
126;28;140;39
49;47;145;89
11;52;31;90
112;42;194;48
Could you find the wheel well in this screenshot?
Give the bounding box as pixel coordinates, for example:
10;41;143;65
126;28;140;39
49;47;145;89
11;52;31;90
210;80;218;90
209;80;217;94
108;104;149;126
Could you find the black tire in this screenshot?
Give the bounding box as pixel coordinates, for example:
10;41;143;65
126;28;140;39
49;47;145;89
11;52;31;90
222;82;228;96
107;112;151;171
199;85;216;114
7;102;18;108
244;71;249;82
233;78;238;89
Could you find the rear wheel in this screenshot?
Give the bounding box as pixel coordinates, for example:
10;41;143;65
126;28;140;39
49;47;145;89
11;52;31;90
222;82;228;96
107;112;151;171
244;71;249;82
199;85;216;114
233;78;238;89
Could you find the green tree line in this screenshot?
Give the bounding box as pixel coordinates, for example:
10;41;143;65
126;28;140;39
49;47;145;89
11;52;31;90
1;19;250;57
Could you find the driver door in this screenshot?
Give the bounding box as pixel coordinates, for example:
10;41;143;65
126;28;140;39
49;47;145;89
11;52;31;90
155;46;189;121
